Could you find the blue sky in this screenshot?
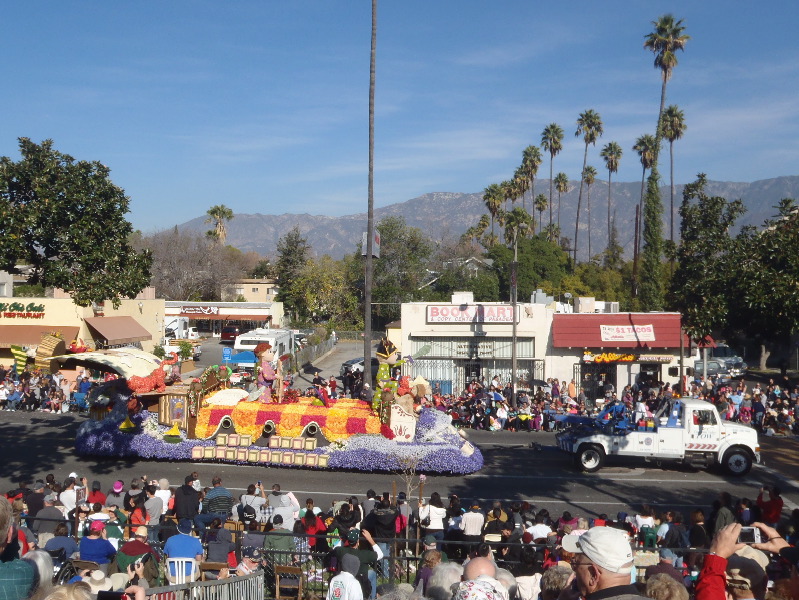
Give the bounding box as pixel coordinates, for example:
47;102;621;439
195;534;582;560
1;2;797;233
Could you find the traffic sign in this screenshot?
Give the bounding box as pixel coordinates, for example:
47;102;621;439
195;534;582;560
222;347;232;362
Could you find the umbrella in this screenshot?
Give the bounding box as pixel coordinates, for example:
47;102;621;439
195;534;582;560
528;379;549;388
230;351;257;364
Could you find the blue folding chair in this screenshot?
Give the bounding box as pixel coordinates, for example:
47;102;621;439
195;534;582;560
73;392;89;412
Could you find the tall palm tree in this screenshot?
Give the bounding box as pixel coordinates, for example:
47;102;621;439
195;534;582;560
483;183;503;238
554;172;569;236
573;110;603;266
541;124;564;229
521;145;543;212
534;194;548;234
582;165;597;260
205;204;234;244
513;166;530;212
500;179;516;212
660;105;686;248
644;14;690;150
599;141;623;246
632;134;657;253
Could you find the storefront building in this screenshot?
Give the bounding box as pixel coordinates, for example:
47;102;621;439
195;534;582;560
165;301;286;335
549;312;691;404
400;293;552;395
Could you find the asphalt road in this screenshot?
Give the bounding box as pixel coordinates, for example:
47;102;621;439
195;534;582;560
2;339;798;521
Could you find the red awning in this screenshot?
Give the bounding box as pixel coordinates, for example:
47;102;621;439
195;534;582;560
552;313;690;349
85;316;151;345
0;325;79;349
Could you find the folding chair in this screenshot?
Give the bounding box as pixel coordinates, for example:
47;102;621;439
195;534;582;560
275;565;304;600
200;561;229;581
166;558;198;584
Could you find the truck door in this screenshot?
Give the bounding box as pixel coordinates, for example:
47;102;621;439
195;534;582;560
655;402;685;458
686;408;721;453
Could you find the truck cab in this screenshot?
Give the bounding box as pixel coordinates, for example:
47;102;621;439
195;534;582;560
555;398;759;476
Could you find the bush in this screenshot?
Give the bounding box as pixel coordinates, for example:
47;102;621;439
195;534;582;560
177;340;193;361
152;345;166;359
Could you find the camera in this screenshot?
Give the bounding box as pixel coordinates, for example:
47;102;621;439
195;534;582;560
737;527;761;544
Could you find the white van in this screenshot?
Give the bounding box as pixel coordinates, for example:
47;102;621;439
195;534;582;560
234;328;294;361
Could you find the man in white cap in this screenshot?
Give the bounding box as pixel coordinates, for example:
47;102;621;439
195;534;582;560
561;527;648;600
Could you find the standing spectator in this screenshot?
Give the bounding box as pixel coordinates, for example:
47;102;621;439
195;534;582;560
155;479;172;516
756;486;783;527
461;503;486;553
59;477;84;516
105;481;125;509
174;475;200;531
263;514;296;567
144;485;163;543
419;492;448;549
237;483;267;524
327;554;363;600
272;492;300;530
87;481;106;506
194;476;233;534
714;493;737;536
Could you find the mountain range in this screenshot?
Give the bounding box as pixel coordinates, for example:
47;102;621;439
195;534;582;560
178;176;799;261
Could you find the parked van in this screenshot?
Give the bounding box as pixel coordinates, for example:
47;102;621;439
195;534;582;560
234;328;294;362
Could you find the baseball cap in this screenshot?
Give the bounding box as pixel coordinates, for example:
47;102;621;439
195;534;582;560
68;472;78;479
423;535;437;546
134;526;148;537
44;493;57;503
242;547;262;560
726;546;769;590
89;520;106;533
561;527;634;574
346;529;361;544
660;548;677;561
33;481;44;491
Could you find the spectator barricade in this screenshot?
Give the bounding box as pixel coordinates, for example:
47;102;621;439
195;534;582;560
147;570;263;600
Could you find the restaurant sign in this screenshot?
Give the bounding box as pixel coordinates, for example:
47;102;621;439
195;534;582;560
0;302;45;319
181;306;220;316
426;304;516;324
599;324;655;342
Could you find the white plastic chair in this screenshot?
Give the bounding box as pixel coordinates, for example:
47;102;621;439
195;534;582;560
166;558;198;584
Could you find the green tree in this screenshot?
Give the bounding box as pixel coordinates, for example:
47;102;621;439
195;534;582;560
534;194;548;234
574;110;603;267
205;204;234;244
520;145;543;213
602;213;624;271
0;138;152;307
600;141;623;246
660;105;687;250
632;133;657;289
669;174;744;341
513;167;530;214
249;259;275;279
554;172;570;236
482;183;503;239
488;235;569;301
275;226;312;321
541;123;565;230
582;165;598;260
638;168;666;310
291;255;362;328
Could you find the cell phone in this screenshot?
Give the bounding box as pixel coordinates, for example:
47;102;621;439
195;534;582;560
97;592;132;600
258;480;261;486
737;527;761;544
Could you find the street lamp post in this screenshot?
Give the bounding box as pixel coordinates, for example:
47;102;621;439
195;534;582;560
510;234;518;409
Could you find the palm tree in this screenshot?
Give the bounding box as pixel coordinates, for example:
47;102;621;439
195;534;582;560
500;179;516;212
534;194;548;234
554;172;569;236
573;110;603;266
205;205;234;244
599;141;623;246
521;145;543;212
483;183;503;237
513;166;530;213
541;124;564;230
660;105;686;248
644;14;690;150
582;165;597;260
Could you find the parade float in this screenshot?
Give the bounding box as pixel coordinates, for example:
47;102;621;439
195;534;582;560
73;339;483;475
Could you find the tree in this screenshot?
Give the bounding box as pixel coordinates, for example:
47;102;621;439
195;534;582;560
669;174;744;341
574;110;603;267
644;14;690;147
0;138;151;307
205;205;234;244
660;105;687;251
487;234;569;301
582;165;598;260
554;172;569;236
291;255;362;328
638;168;666;310
600;141;623;246
602;213;624;270
513;167;530;214
249;258;275;279
632;133;657;289
534;194;548;234
275;226;312;321
541;123;565;230
520;145;543;213
482;183;503;239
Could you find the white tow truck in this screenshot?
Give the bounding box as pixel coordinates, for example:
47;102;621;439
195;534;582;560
555;398;760;476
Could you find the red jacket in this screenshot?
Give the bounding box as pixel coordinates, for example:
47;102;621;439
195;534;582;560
757;492;783;524
695;553;727;600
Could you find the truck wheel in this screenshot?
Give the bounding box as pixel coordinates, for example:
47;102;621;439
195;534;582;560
722;447;752;476
577;445;605;473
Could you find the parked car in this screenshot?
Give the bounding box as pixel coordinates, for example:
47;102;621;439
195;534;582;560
220;326;240;343
340;357;380;379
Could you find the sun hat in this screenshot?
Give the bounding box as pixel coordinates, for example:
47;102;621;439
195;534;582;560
134;526;148;537
726;546;769;590
561;526;634;574
85;570;114;593
112;480;124;493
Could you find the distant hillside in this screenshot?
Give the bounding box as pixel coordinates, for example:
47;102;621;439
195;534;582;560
178;176;799;261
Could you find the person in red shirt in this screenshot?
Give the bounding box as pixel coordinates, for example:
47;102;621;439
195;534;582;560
756;486;783;527
87;481;107;506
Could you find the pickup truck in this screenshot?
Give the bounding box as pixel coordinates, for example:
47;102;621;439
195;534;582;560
555;398;760;476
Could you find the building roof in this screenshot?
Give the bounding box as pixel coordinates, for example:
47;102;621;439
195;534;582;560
85;316;152;345
552;313;690;349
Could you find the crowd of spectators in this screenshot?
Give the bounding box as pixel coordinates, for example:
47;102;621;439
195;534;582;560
4;467;799;600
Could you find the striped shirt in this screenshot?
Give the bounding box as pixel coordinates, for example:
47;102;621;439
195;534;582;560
203;486;233;516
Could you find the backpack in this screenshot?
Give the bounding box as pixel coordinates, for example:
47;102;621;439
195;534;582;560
242;500;257;523
639;525;657;549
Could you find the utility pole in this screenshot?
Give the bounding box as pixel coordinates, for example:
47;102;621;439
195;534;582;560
363;0;377;381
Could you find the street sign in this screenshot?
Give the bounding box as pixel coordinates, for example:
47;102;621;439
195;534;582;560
222;347;232;362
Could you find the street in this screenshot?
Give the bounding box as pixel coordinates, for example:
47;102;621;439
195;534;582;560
1;338;798;520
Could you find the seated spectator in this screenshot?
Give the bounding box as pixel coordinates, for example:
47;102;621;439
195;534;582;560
163;521;204;582
540;565;574;600
78;521;116;567
427;561;464;600
414;549;442;594
645;549;684;585
34;492;64;548
45;523;79;558
646;573;689;600
513;546;545;600
453;557;509;600
242;519;266;548
108;526;160;587
327;554;363;600
205;522;235;564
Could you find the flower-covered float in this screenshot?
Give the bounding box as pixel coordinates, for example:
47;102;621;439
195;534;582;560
74;347;483;475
